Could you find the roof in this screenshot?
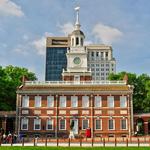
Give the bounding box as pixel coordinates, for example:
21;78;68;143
134;113;150;117
17;81;133;94
46;37;69;47
0;111;16;118
71;30;85;37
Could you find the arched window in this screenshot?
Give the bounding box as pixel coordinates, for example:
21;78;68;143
76;37;79;45
72;38;74;46
81;38;83;46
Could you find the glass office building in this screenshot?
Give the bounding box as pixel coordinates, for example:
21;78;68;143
45;37;68;81
45;47;67;81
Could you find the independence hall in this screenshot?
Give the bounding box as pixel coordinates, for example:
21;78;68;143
16;7;134;138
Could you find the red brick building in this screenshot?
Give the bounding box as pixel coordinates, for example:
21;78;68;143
134;113;150;135
16;80;134;138
0;111;16;134
15;7;134;138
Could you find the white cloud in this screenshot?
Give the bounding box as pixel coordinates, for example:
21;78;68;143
22;34;29;41
13;45;28;56
59;22;74;35
92;23;123;44
84;40;93;45
0;43;7;48
13;32;53;56
0;0;24;17
32;36;46;56
32;32;53;56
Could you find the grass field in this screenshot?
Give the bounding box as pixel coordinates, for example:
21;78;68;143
0;147;150;150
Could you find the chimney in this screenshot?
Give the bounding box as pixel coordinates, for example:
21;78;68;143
21;76;28;84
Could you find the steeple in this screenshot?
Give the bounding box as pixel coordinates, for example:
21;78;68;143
62;6;92;82
70;6;85;47
74;6;81;30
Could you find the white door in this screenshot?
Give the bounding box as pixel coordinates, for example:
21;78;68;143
71;119;78;134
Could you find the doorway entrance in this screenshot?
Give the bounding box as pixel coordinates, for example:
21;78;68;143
148;120;150;134
71;119;78;134
6;118;15;134
136;118;144;135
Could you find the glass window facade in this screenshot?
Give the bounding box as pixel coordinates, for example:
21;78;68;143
21;118;28;130
34;119;41;130
107;96;114;108
95;96;102;107
46;119;53;130
59;119;66;130
95;119;101;130
109;119;114;130
82;119;89;130
121;119;127;130
47;96;54;107
120;96;127;108
71;96;78;107
34;96;41;108
59;96;66;107
22;96;29;107
82;96;89;107
45;47;67;81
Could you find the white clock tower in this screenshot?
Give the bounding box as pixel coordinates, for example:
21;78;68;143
62;7;91;81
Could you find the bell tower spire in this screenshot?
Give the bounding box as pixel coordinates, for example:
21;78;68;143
74;6;81;30
62;6;91;81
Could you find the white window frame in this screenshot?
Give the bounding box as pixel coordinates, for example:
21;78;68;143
46;119;53;130
120;96;127;108
21;118;28;130
59;96;66;107
59;119;66;130
107;96;114;108
71;96;78;107
34;96;41;108
47;96;54;107
95;119;102;130
108;119;115;130
34;118;41;130
121;119;128;130
82;119;89;130
82;96;89;108
22;96;29;107
94;96;102;107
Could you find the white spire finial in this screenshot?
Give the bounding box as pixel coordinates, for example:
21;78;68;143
74;6;81;30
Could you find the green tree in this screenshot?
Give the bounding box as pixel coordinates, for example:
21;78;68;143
0;65;37;111
109;72;150;113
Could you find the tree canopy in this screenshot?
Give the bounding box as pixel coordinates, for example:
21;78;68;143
109;72;150;113
0;65;37;111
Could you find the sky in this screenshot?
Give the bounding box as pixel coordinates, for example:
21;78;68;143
0;0;150;80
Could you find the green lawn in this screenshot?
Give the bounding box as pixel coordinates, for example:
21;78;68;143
0;147;150;150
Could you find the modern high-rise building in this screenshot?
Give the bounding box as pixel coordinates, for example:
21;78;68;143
45;37;68;81
87;45;116;80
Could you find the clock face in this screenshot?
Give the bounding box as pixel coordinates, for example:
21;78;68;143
73;57;81;65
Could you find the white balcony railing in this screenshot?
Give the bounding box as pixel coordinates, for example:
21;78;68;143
25;80;126;86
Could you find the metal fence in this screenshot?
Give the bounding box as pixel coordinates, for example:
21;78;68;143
1;137;150;147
